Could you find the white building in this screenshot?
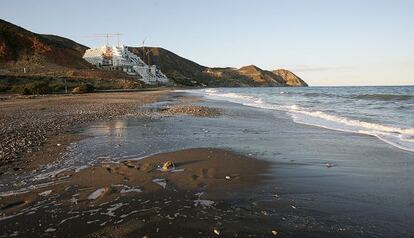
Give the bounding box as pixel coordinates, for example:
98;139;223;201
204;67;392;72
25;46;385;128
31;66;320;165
83;45;169;85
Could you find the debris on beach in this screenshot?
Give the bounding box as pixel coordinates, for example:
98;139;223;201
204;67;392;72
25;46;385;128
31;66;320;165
325;163;335;168
120;186;142;193
213;229;220;235
290;205;297;209
45;228;56;233
70;197;78;205
162;161;175;171
38;190;52;197
88;188;107;200
225;175;231;180
194;199;214;207
171;168;185;173
272;230;278;236
152;178;167;189
74;165;89;173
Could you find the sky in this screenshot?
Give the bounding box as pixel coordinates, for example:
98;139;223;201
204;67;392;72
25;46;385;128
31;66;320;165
1;0;413;86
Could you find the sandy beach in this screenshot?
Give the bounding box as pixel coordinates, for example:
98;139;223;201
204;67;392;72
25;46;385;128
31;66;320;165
0;91;274;237
0;148;270;237
0;91;168;175
1;90;413;237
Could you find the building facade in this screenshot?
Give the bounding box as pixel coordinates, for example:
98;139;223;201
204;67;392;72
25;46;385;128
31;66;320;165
83;45;169;85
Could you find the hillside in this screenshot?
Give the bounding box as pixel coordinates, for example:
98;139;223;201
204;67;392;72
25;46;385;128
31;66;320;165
129;47;307;87
273;69;308;86
0;19;144;92
0;19;308;88
236;65;285;86
0;19;90;69
128;47;209;86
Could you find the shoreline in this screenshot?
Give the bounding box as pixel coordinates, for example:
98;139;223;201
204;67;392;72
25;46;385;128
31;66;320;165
0;148;271;237
0;90;169;175
1;90;413;237
0;91;277;237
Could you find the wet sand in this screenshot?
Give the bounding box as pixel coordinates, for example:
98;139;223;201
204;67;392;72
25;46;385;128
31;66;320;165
0;148;271;237
0;92;275;237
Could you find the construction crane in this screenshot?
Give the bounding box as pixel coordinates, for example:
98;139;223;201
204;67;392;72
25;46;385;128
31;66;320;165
141;37;153;82
84;33;123;46
141;38;151;65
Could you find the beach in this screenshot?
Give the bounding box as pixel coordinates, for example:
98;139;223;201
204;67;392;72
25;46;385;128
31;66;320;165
0;91;168;175
0;89;414;237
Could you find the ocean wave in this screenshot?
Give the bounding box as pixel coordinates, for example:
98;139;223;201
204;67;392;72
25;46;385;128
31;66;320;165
303;92;336;98
302;92;414;101
290;110;414;152
348;94;414;101
198;89;414;152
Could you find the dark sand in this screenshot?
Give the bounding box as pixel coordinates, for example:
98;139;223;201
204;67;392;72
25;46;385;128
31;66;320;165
0;148;270;237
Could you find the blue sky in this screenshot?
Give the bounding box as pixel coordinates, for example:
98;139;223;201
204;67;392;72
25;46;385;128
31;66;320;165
1;0;413;86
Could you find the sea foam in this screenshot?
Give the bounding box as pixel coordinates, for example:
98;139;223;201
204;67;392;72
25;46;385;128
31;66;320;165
191;88;414;152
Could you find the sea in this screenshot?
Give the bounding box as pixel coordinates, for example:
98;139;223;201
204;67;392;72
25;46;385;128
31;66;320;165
186;86;414;152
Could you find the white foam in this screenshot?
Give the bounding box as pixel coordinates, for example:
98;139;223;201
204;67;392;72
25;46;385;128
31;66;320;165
120;187;142;193
290;110;414;152
102;202;127;217
152;178;167;189
193;89;414;153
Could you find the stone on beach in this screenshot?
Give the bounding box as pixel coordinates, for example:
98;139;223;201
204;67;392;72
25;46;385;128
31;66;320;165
162;161;175;171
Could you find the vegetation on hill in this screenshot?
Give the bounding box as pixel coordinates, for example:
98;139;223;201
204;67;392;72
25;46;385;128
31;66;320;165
0;19;145;93
129;47;307;87
0;18;307;94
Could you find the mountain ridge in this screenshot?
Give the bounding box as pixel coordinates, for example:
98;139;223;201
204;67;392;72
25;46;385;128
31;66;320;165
129;47;307;87
0;19;90;69
0;19;308;87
